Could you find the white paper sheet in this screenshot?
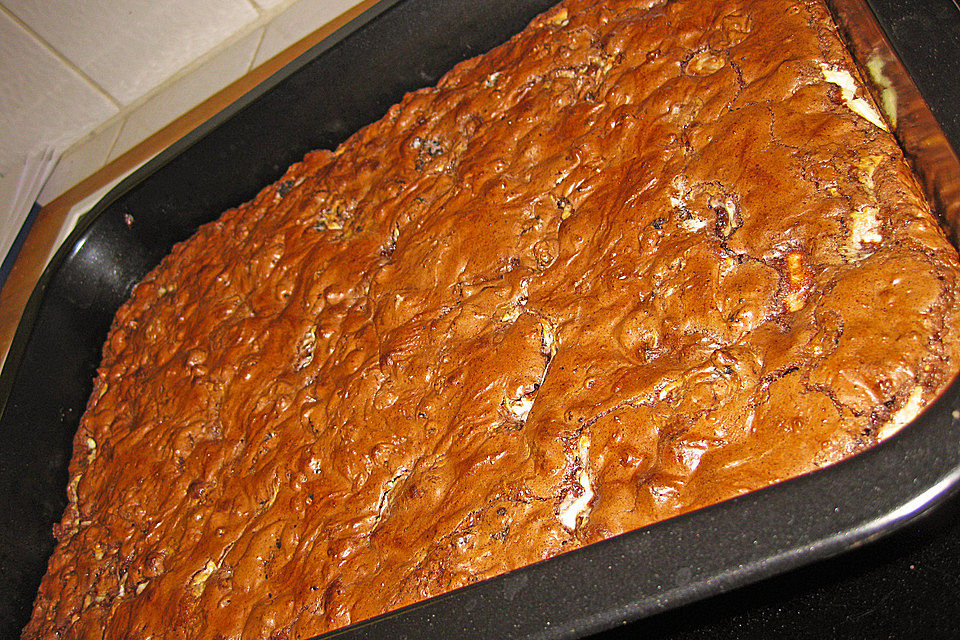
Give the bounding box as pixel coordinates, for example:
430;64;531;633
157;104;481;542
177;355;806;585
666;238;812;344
0;147;58;268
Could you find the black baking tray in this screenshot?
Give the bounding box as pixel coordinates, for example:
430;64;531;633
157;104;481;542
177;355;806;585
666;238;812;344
3;0;960;638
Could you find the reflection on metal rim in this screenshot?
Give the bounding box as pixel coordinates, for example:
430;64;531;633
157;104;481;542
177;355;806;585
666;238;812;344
829;0;960;242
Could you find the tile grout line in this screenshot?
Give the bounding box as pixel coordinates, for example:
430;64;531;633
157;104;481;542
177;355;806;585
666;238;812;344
100;117;126;178
245;0;305;72
55;18;280;190
40;116;128;206
35;0;303;180
102;21;270;165
35;0;365;203
0;4;122;110
55;14;261;207
248;24;269;72
97;1;299;163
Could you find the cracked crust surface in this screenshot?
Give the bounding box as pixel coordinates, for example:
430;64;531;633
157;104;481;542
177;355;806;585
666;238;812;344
25;0;960;638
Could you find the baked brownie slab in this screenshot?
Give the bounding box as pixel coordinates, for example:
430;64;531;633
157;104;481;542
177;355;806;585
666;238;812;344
25;0;960;637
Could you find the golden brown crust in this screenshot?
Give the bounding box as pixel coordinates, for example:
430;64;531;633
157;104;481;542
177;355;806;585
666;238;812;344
25;0;960;637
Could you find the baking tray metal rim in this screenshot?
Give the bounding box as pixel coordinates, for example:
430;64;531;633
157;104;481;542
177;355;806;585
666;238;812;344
2;0;960;638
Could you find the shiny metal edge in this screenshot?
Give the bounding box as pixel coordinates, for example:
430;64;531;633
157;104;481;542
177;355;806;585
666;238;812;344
828;0;960;242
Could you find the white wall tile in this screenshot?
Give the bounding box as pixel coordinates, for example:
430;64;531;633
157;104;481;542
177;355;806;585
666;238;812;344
38;117;123;205
109;28;263;161
3;0;259;105
0;9;118;179
252;0;362;67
